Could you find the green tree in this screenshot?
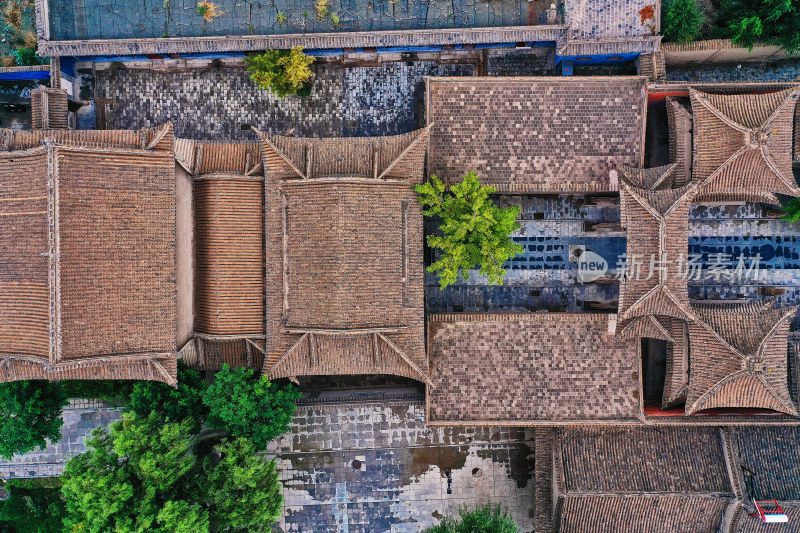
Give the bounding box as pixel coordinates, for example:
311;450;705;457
713;0;800;52
415;172;523;289
781;197;800;222
245;46;315;98
128;361;208;431
661;0;704;43
0;479;65;533
0;381;68;459
201;438;283;531
202;365;300;451
424;504;519;533
61;412;285;532
61;412;203;532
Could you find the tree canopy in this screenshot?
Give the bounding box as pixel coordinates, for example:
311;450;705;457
60;411;283;533
245;47;315;98
203;364;301;451
128;361;208;431
0;380;68;459
713;0;800;52
662;0;704;44
415;172;523;289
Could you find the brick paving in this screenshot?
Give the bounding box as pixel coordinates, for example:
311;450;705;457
667;58;800;82
266;400;536;533
95;62;475;139
0;400;123;479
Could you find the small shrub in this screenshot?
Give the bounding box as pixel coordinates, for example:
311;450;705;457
196;1;223;22
415;172;523;289
661;0;703;43
331;12;340;25
14;46;45;66
638;4;654;24
245;46;315;98
277;10;287;25
315;0;330;19
1;55;16;67
424;504;520;533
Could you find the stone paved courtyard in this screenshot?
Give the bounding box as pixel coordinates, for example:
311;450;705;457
267;400;536;533
0;398;536;532
0;400;122;479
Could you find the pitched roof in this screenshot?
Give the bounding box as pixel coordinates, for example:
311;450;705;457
617;167;697;326
731;426;800;501
180;139;265;337
690;87;800;203
666;97;693;186
553;427;733;533
686;303;798;416
426;77;647;193
558;495;729;533
559;427;732;494
0;124;177;385
258;128;430;384
426;313;642;424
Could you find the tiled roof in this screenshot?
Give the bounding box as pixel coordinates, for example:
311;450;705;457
558;495;729;533
662;317;690;408
686;303;798;416
31;87;68;130
666;97;692;186
258;128;429;383
731;426;800;501
181;139;265;337
553;427;734;533
559;427;731;494
0;124;177;384
617;166;697;326
426;77;647;193
732;505;800;533
690;87;800;203
426;313;642;424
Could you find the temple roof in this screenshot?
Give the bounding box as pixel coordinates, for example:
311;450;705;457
426;77;647;193
0;124;177;384
690;87;800;204
686;303;798;416
258;128;429;384
426;313;642;424
617;166;697;326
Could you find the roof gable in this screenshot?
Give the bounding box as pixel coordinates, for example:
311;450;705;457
686;304;797;415
690;87;800;202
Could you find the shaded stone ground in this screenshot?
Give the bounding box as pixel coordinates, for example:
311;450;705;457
0;400;123;479
267;400;536;533
667;58;800;82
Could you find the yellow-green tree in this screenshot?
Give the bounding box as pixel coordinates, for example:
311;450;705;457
246;46;315;98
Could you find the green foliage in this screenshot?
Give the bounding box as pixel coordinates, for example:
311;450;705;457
0;479;65;533
61;412;206;533
245;47;315;98
713;0;800;52
277;10;288;25
202;438;283;531
0;381;68;459
128;361;208;430
661;0;704;43
781;197;800;222
415;172;523;289
60;412;283;532
13;46;44;66
203;365;300;451
61;380;135;405
424;504;520;533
